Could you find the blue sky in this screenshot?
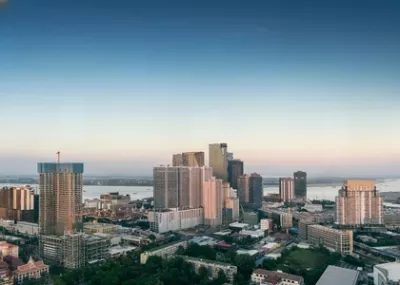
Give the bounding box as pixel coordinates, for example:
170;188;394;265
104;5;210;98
0;0;399;176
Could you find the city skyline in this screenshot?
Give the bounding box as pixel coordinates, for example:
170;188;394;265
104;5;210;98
1;0;400;177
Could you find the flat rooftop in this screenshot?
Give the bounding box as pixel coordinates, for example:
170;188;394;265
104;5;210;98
316;266;359;285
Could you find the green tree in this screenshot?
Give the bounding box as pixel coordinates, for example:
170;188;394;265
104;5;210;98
234;254;254;280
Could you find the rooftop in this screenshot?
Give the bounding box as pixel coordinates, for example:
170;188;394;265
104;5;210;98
145;240;186;253
315;265;359;285
16;258;48;273
375;262;400;282
253;269;303;282
179;256;237;268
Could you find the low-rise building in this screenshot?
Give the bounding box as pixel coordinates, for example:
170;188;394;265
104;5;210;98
0;242;18;258
83;221;120;234
140;240;188;264
307;225;353;254
14;257;49;284
109;246;137;258
14;222;38;236
260;219;273;232
239;229;265;239
251;269;304;285
373;262;400;285
180;256;237;283
316;265;359;285
0;268;13;285
302;204;323;213
148;208;203;234
263;209;293;230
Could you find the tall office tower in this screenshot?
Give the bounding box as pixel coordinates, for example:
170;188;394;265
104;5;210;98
227;152;234;161
209;143;228;181
38;162;84;235
153;166;212;209
172;154;183;166
249;173;263;206
279;178;295;202
182;152;205;167
228;159;244;190
294;171;307;198
238;174;250;203
202;177;223;226
0;186;34;221
336;180;383;225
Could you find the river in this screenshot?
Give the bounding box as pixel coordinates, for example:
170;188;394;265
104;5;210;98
0;179;398;202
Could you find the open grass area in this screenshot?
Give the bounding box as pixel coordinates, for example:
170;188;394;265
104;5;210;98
280;248;331;269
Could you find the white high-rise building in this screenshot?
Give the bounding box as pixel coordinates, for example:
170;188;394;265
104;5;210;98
203;177;223;226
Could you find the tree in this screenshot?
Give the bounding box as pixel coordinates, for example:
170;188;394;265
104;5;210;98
198;266;209;281
215;270;227;285
148;234;156;242
234;254;254;280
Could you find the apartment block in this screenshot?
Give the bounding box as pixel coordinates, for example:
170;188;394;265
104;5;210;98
307;224;353;254
0;187;34;222
336;180;383;225
203;177;223;226
181;256;237;283
238;175;250;203
153;166;210;209
140;240;188;264
279;178;294;202
252;269;304;285
148;208;204;233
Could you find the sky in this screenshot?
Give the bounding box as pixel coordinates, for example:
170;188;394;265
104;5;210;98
0;0;399;177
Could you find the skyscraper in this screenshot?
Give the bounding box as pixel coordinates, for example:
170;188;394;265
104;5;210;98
182;152;205;167
153;166;211;209
209;143;228;181
238;174;250;204
202;177;223;226
336;180;383;225
294;171;307;198
172;154;183;166
279;178;294;202
228;159;244;190
0;186;34;221
249;173;263;207
38;162;84;235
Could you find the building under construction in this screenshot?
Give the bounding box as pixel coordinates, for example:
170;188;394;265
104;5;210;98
40;233;109;269
38;155;89;268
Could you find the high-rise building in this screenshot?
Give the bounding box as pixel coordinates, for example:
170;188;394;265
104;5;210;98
238;174;250;203
172;154;183;166
38;162;84;235
336;180;383;225
209;143;228;181
294;171;307;198
228;159;244;190
0;186;34;221
182;152;205;167
153;166;211;209
279;178;295;202
249;173;263;206
227;152;234;161
202;177;223;226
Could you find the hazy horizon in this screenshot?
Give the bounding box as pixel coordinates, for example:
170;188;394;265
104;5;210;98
1;1;399;177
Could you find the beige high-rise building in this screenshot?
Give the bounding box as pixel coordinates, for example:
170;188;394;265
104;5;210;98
238;174;250;203
182;152;205;167
153;166;212;209
279;178;295;202
209;143;228;181
336;180;383;225
172;154;183;166
38;163;84;235
202;177;223;226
